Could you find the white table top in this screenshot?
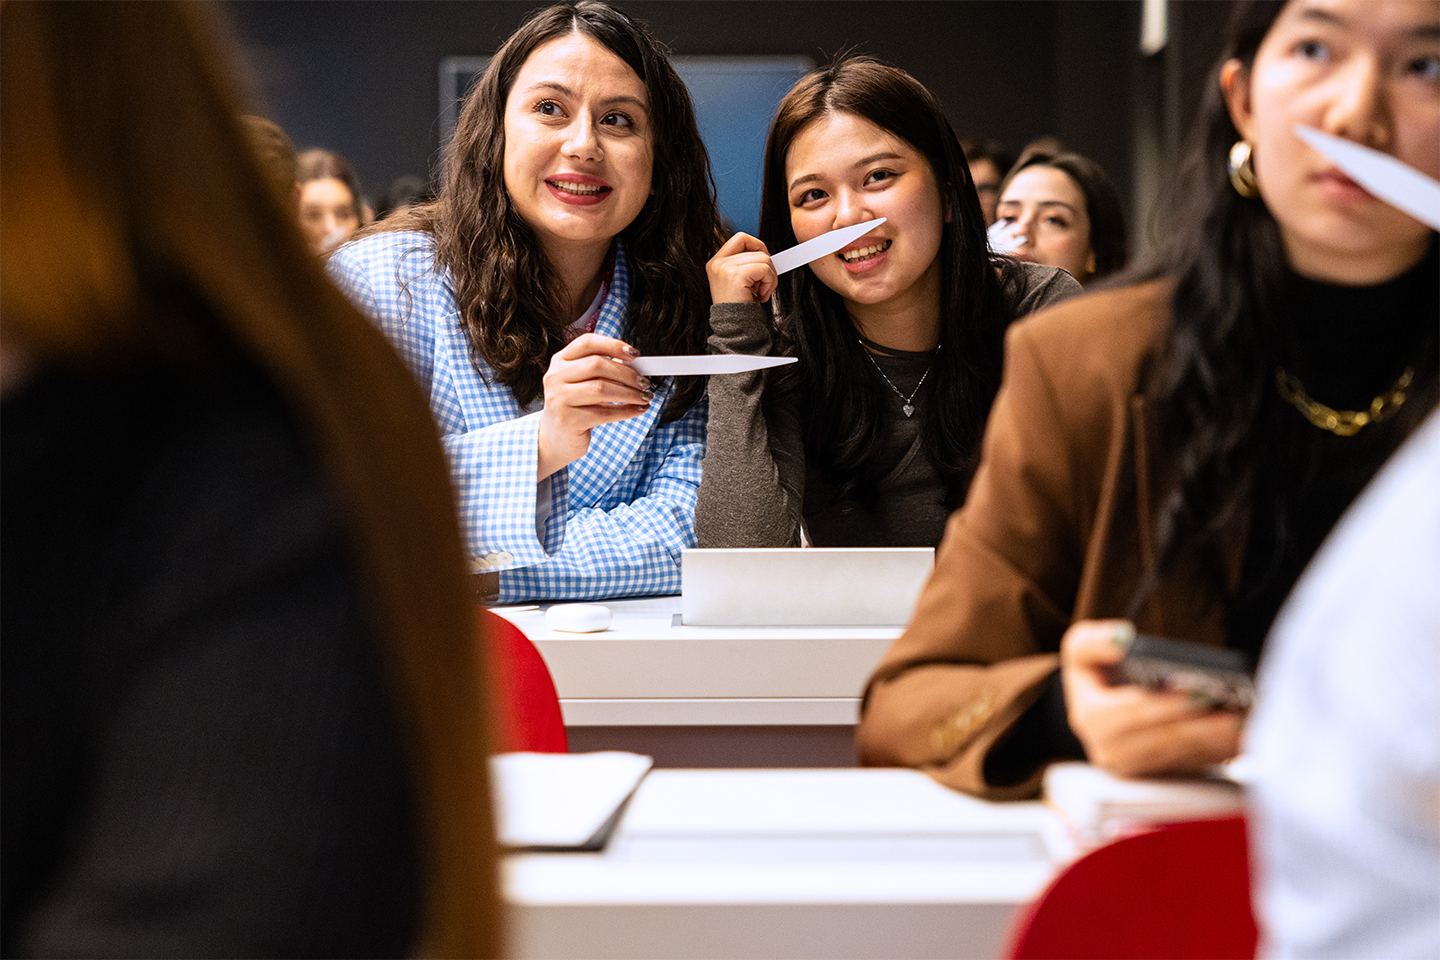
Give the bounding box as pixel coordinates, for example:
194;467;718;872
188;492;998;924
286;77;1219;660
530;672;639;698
504;767;1068;959
507;768;1064;902
493;597;901;726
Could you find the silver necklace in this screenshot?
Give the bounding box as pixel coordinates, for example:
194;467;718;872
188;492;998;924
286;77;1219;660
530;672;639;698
859;339;939;418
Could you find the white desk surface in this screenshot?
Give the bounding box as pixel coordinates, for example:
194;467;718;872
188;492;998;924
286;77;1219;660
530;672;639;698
505;767;1067;959
492;597;901;727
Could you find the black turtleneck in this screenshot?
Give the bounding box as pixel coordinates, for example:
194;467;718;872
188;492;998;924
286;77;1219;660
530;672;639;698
1229;243;1440;662
984;243;1438;790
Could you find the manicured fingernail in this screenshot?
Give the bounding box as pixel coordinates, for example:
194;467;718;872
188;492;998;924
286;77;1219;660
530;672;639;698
638;377;652;390
643;389;655;400
1188;689;1216;709
625;345;640;357
1110;623;1135;648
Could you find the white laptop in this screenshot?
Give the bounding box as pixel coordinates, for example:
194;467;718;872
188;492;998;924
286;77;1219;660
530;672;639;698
681;547;934;626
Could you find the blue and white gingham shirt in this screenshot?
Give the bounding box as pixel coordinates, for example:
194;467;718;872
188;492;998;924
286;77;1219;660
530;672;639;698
328;231;705;602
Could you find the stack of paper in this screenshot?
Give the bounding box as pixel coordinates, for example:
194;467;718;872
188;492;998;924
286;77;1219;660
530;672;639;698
1043;761;1244;850
490;751;653;851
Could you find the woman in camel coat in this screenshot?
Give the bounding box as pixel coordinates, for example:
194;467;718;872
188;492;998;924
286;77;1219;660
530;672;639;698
858;0;1439;799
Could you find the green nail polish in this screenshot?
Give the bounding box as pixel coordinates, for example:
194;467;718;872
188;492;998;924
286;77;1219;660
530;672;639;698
1109;623;1135;648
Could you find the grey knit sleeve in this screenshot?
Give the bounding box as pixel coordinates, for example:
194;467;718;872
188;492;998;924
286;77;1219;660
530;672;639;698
693;302;806;547
1013;262;1084;317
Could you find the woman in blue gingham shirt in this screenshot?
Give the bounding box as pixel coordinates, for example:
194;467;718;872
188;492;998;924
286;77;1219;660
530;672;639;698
330;2;723;603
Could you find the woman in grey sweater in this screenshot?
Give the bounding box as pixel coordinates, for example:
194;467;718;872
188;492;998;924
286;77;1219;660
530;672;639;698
695;57;1080;549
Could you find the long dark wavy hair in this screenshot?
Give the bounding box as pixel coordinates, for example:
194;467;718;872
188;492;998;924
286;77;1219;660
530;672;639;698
1130;0;1438;613
379;1;722;422
761;56;1028;507
1000;147;1129;282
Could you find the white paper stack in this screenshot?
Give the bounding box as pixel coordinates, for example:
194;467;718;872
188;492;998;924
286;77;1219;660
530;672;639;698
490;751;653;850
1042;761;1245;849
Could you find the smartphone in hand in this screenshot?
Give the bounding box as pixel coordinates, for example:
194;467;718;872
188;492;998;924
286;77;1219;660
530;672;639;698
1113;635;1255;711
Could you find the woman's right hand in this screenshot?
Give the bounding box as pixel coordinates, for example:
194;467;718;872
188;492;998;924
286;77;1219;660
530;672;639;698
536;333;652;481
707;232;778;304
1059;619;1244;778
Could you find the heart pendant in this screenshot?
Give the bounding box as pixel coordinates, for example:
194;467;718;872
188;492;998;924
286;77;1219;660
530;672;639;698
902;403;915;418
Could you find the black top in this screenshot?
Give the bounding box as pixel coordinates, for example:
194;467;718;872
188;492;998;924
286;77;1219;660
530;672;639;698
695;261;1083;549
1229;244;1440;661
802;334;944;547
1;362;419;958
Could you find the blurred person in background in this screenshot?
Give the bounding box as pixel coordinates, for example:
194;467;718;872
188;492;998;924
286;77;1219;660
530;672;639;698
991;147;1129;284
375;173;436;221
297;146;365;255
1;2;500;955
960;137;1016;226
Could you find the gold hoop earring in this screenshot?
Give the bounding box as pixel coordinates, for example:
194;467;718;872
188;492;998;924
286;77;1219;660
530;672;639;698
1229;140;1259;198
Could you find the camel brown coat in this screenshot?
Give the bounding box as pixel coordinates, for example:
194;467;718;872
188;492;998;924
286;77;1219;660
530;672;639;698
856;280;1247;800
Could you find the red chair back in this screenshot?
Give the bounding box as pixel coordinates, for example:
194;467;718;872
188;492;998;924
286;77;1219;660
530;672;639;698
480;609;568;753
1006;816;1257;960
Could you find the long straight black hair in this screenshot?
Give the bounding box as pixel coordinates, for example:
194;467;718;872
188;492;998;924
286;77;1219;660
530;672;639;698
1131;0;1439;611
760;56;1027;507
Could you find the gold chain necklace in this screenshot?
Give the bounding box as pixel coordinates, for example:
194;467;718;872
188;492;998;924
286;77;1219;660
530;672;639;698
1275;366;1414;437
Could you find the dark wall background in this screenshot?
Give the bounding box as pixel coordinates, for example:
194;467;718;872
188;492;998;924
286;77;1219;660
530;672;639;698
225;0;1143;214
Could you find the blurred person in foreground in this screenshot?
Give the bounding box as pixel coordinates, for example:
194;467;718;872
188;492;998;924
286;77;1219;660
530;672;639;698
240;114;299;211
1247;408;1440;959
0;2;500;956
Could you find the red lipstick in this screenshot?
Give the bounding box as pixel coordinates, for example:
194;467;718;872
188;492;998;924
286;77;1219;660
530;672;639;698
546;173;612;206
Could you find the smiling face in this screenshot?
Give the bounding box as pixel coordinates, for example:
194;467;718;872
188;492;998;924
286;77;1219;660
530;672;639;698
785;111;946;332
502;32;655;266
995;165;1096;283
1223;0;1440;284
298;177;359;254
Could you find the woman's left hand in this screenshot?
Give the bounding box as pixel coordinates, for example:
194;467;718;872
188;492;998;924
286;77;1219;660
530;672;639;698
1060;619;1244;778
